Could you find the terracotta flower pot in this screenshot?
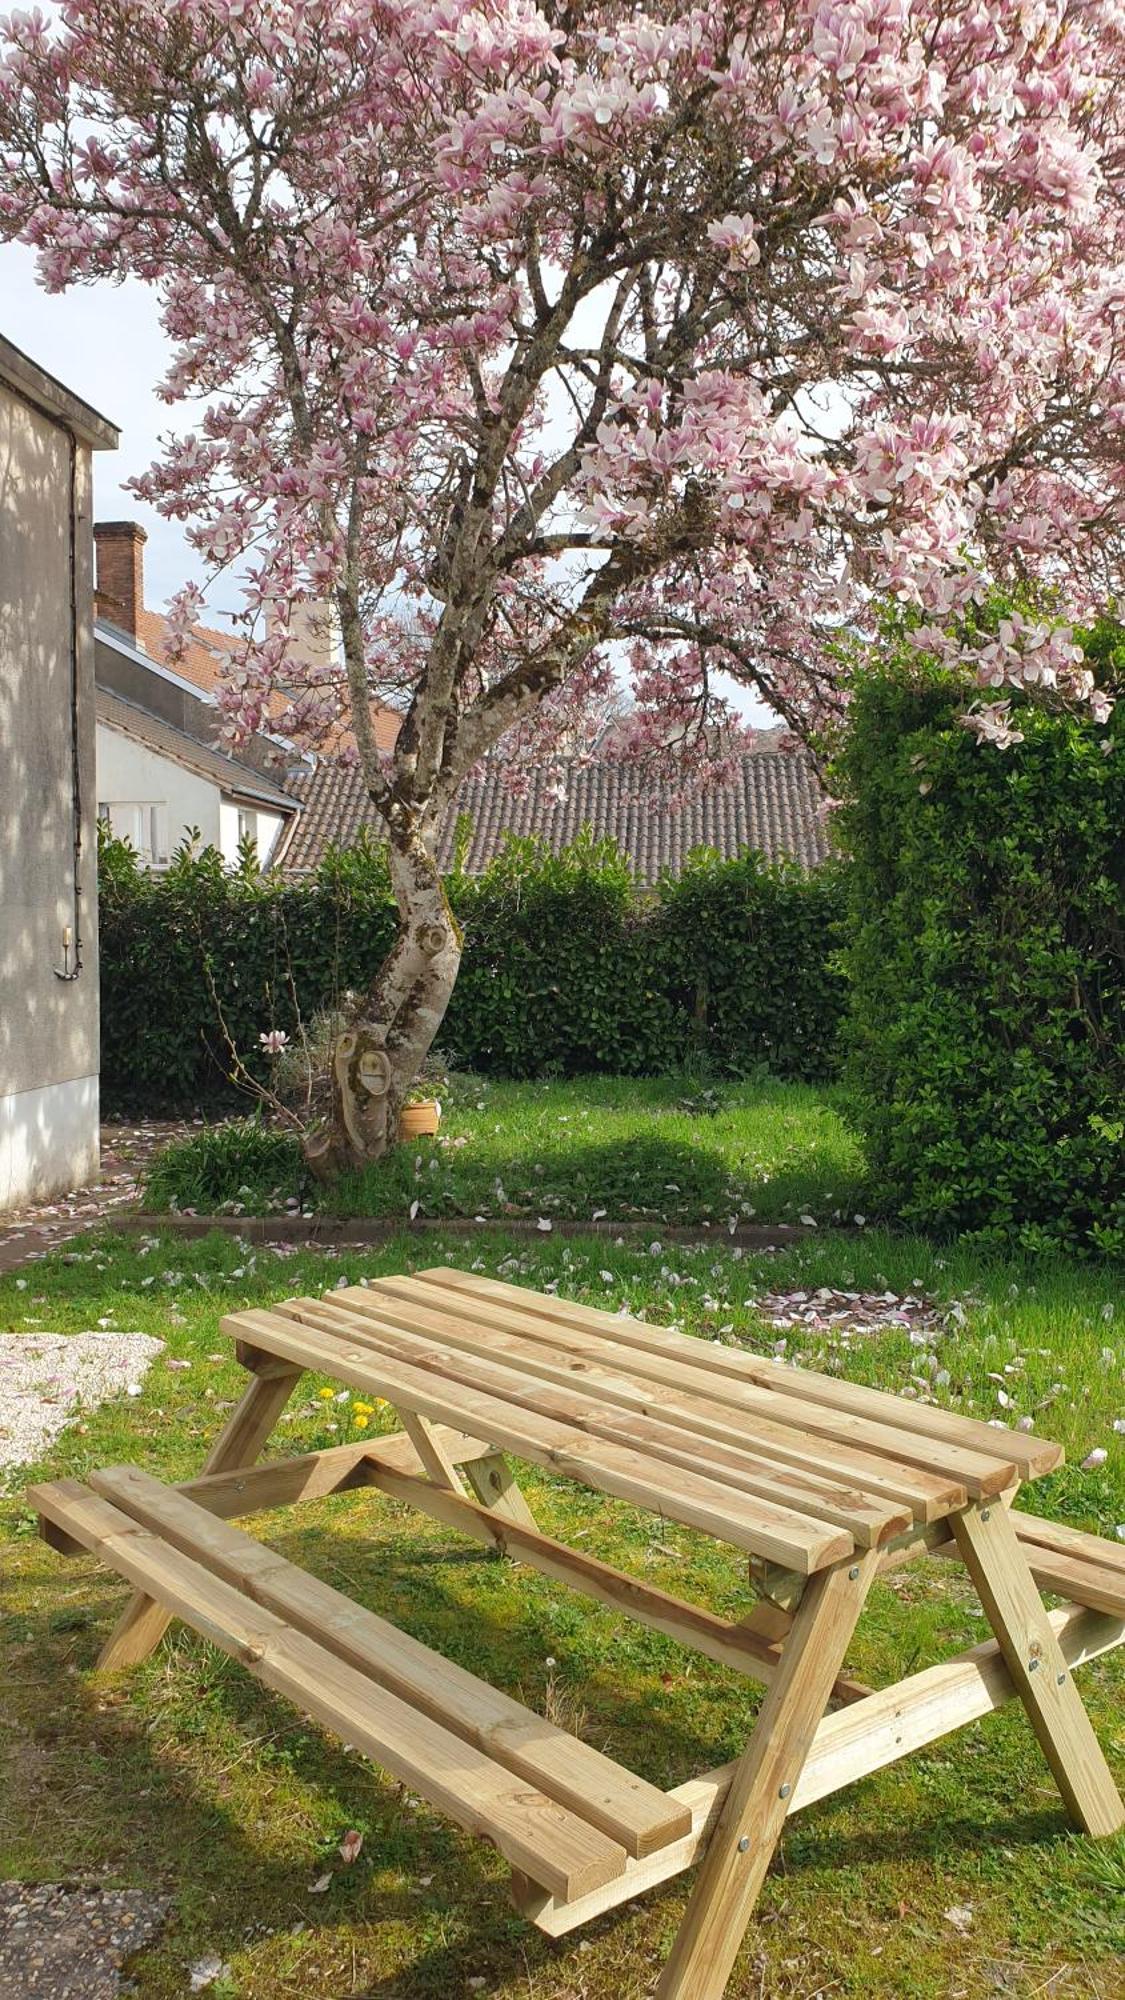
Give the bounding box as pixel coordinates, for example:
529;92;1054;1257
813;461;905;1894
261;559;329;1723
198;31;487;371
399;1098;441;1140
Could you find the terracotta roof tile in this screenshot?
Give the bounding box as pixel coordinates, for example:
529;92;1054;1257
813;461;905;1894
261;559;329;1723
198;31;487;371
133;609;402;754
279;746;831;881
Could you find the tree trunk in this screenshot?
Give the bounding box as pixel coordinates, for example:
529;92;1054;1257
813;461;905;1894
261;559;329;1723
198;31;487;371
303;833;462;1180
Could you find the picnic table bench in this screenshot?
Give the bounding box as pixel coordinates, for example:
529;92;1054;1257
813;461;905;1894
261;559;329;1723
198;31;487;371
31;1266;1125;1999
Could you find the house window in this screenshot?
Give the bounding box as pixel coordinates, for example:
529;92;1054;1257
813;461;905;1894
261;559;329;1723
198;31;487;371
98;801;165;865
237;807;258;852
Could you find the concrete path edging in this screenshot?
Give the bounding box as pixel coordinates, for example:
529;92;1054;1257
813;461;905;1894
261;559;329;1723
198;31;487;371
124;1211;819;1250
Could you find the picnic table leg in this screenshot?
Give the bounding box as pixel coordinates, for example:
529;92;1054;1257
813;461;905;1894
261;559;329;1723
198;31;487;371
952;1499;1125;1837
96;1361;304;1670
655;1550;878;2000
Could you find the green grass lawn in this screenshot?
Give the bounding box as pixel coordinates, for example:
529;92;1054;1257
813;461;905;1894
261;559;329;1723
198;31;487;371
144;1074;870;1228
2;1225;1123;1999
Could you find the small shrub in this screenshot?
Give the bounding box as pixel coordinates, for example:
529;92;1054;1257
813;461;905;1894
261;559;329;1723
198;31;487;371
143;1120;305;1214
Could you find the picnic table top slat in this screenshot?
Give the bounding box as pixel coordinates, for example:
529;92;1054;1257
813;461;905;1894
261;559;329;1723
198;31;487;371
286;1292;910;1547
360;1278;964;1522
224;1306;855;1572
415;1269;1061;1486
370;1279;1017;1500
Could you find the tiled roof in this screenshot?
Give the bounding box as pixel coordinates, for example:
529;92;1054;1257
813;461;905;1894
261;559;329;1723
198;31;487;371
96;688;300;813
135;607;239;697
278;742;830;882
135;608;402;753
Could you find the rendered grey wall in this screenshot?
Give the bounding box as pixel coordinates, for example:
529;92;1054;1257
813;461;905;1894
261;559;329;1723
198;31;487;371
0;380;100;1199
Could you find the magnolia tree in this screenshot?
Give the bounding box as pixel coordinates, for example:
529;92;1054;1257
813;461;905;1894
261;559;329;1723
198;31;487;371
4;0;1125;1170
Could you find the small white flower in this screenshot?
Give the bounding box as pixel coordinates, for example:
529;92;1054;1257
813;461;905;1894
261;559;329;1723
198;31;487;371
259;1028;289;1055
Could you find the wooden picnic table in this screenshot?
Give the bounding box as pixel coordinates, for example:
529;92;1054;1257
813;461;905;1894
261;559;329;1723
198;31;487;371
31;1266;1125;2000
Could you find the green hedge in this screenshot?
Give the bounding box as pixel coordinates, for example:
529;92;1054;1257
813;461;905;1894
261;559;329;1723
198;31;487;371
832;645;1125;1256
97;827;845;1112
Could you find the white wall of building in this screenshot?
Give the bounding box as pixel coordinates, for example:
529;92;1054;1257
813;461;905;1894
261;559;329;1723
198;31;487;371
96;721;221;863
1;343;110;1210
217;798;286;868
98;721;288;869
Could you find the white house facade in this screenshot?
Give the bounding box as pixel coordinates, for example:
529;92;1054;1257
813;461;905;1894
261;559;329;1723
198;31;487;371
0;336;118;1207
94;622;299;870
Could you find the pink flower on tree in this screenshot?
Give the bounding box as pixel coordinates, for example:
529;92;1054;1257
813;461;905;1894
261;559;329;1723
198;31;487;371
4;0;1124;1171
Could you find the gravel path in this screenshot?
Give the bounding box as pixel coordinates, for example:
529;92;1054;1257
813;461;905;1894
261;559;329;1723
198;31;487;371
0;1883;169;1999
0;1331;164;1486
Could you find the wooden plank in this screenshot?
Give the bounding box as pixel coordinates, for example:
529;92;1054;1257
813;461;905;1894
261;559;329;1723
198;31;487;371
327;1290;909;1545
222;1309;853;1573
417;1270;1059;1484
89;1465;689;1860
96;1361;303;1670
281;1293;874;1554
459;1451;541;1530
931;1533;1125;1620
953;1500;1124;1837
395;1410;470;1494
296;1289;1001;1515
174;1427;490;1518
369;1278;963;1523
351;1444;884;1694
162;1436;874;1697
389;1409;540;1533
1013;1510;1125;1578
27;1478;628;1902
515;1601;1125;1936
654;1550;880;1999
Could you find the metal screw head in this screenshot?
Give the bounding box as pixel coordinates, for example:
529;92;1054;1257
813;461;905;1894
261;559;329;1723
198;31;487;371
737;1835;751;1853
1057;1671;1067;1685
848;1565;860;1580
778;1783;791;1800
1027;1658;1040;1673
980;1509;991;1522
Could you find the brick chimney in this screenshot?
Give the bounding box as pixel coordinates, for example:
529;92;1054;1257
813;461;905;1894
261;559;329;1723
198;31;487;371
94;520;146;642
